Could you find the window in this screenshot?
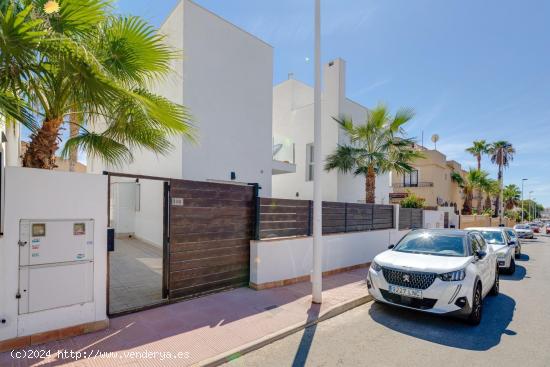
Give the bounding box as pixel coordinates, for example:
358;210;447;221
394;232;466;257
306;143;314;181
403;170;419;187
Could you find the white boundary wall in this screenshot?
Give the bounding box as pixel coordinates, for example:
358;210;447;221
250;228;409;286
0;167;107;341
423;210;445;229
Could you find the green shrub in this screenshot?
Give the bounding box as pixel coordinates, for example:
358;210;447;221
400;191;425;209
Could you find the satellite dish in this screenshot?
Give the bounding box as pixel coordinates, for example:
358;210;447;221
431;134;440;150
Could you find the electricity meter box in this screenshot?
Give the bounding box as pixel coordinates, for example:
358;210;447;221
18;219;94;314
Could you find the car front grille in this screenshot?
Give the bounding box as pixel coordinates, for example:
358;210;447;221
380;290;438;310
382;267;437;290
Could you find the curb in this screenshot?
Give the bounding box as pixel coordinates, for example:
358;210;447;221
197;294;373;367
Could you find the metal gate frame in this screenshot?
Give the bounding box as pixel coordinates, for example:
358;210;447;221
104;171;171;316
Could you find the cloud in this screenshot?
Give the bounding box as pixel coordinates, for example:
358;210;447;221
350;78;392;98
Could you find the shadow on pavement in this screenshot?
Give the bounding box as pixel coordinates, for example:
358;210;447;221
501;265;527;281
516;253;529;261
291;304;321;367
369;293;516;351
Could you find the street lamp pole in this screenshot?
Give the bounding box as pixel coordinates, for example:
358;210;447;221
527;191;534;220
521;178;527;223
312;0;323;304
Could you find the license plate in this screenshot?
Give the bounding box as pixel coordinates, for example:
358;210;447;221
388;285;423;299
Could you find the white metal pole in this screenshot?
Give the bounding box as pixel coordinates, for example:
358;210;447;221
312;0;323;304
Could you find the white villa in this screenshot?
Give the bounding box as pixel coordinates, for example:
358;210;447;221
88;0;275;195
272;58;392;204
1;1;394;246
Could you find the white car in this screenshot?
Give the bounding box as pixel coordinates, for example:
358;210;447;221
467;227;516;274
368;229;498;325
513;224;534;239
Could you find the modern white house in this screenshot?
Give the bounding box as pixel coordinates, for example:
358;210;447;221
87;0;279;246
272;58;392;204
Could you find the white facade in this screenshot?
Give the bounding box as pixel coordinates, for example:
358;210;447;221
89;0;274;196
87;0;275;244
272;58;392;204
0;167;107;341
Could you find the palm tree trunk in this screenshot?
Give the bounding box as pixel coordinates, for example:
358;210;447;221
476;188;483;213
69;112;79;171
477;156;481;170
498;165;504;222
22;118;63;169
365;165;376;204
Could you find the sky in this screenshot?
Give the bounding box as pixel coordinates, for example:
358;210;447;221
114;0;550;205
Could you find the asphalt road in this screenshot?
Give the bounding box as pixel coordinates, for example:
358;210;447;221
225;235;550;367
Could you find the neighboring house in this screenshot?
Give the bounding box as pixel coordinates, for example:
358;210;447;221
271;58;392;204
87;0;278;245
390;147;467;212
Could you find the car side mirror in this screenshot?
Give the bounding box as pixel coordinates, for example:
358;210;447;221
508;240;516;246
388;244;395;249
475;250;487;259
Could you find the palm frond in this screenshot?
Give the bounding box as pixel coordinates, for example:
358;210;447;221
60;130;132;167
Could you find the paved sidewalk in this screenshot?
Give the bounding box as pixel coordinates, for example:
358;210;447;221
0;268;369;367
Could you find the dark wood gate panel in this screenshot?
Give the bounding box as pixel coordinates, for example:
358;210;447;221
168;179;254;300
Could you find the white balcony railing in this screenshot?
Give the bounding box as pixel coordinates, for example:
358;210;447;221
272;136;295;164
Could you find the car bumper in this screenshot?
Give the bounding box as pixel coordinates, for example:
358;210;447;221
367;268;473;316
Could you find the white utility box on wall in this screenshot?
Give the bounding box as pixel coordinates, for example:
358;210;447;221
18;219;94;314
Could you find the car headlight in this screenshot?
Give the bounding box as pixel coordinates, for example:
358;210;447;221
438;269;466;281
370;261;382;272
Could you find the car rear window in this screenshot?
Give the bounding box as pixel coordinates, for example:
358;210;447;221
394;231;466;257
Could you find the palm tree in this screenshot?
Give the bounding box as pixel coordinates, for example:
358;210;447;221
325;104;423;203
451;171;468;213
503;184;521;210
466;140;489;213
465;140;489;170
0;1;194;169
467;169;489;214
481;178;499;213
489;141;516;221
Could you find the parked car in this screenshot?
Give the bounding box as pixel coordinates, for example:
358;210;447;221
504;228;522;259
467;227;516;274
368;229;498;325
546;225;550;235
514;224;534;239
529;223;540;233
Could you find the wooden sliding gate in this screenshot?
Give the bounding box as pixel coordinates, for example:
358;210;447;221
167;179;255;300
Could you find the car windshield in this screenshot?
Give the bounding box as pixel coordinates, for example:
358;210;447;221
506;230;516;238
480;231;505;244
393;231;466;257
515;225;529;229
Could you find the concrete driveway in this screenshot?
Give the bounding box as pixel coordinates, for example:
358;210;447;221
226;236;550;367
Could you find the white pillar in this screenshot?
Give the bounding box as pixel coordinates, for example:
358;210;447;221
5;122;21;167
312;0;323;304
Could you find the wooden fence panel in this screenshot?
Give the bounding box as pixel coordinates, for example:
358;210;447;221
399;208;424;230
258;199;395;238
168;179;254;300
259;198;310;239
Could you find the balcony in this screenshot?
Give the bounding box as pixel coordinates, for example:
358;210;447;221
392;182;434;188
272;136;296;175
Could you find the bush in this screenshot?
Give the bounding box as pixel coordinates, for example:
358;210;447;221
400;191;425;209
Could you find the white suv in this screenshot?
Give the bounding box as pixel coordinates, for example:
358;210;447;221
466;227;516;274
368;229;499;325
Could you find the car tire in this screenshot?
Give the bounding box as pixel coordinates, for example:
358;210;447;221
507;258;516;275
489;267;499;296
467;283;483;325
